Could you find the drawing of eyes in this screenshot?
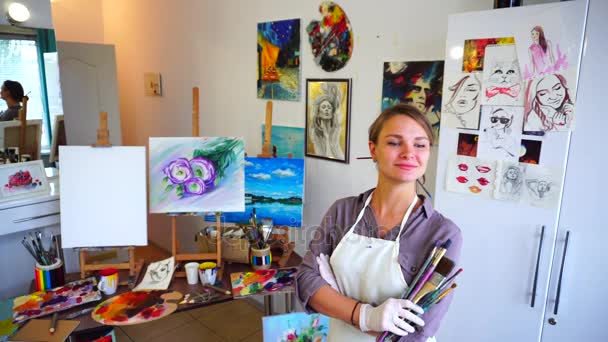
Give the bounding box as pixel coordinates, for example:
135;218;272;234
507;69;516;75
490;117;510;124
493;69;503;75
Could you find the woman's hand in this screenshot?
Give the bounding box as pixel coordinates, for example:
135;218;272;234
359;298;425;336
316;253;339;292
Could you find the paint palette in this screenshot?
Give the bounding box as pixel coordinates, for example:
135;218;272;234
91;291;182;326
12;278;101;325
230;267;297;299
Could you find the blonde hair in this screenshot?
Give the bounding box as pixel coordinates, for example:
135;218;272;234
368;103;435;146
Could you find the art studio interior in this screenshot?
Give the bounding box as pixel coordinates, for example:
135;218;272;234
0;0;605;341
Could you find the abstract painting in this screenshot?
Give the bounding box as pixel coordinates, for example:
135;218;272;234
494;161;526;202
0;299;17;342
307;1;353;72
457;133;478;157
91;291;181;326
257;19;301;101
13;278;101;325
216;157;304;227
382;61;444;136
442;72;482;130
0;160;48;202
462;37;514;72
519;139;542;165
445;156;497;197
261;125;305;159
149;137;245;213
305;79;351;163
231;268;297;298
481;45;524;106
477;105;523;161
263;312;330;342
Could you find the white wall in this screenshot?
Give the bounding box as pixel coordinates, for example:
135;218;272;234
50;0;104;43
52;0;494;254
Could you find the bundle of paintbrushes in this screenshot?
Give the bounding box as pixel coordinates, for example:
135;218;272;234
21;231;60;266
246;208;273;249
377;239;463;342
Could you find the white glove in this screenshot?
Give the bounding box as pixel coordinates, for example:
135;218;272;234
316;253;339;292
359;298;425;336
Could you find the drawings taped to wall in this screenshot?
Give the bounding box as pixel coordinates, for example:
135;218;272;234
494;161;526;201
481;45;524;107
477;105;524;161
134;257;175;291
445;155;497;197
442;72;482;129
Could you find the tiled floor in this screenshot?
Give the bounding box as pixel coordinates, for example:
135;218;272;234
110;244;264;341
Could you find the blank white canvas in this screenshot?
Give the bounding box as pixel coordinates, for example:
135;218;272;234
60;146;148;248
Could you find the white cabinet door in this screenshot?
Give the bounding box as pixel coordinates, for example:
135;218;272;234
541;1;608;340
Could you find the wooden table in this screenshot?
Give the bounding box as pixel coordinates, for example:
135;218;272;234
34;252;302;336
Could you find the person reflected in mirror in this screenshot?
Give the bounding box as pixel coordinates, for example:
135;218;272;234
0;80;24;121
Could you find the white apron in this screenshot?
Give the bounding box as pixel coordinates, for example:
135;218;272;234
328;192;436;342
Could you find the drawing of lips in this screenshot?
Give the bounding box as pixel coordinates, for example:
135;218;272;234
458;163;468;171
469;186;482;193
476;165;491;173
477;177;490;186
456;176;468;183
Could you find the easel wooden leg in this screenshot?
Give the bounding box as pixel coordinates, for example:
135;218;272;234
171;216;178;257
128;247;136;277
79;249;87;279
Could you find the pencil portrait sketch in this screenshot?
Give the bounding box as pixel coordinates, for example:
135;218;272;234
443;73;481;129
478;106;523;161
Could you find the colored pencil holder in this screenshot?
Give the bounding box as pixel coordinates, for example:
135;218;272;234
34;258;65;292
250;246;272;270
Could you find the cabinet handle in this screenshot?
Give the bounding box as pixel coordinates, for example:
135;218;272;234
531;225;545;308
553;231;570;315
13;212;60;223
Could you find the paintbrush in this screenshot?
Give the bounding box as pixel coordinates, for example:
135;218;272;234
407;239;452;302
420;268;463;309
403;242;440;299
412;258;455;304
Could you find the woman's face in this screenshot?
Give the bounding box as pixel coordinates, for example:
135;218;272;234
531;29;540;43
506;168;518;180
489;109;511;130
452;76;480;114
536;75;566;109
318;100;334;119
369;115;430;185
0;85;8;101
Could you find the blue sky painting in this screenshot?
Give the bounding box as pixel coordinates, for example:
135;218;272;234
261;124;305;159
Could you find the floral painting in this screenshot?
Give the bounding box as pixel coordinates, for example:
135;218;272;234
0;160;48;202
149;137;244;213
263;312;329;342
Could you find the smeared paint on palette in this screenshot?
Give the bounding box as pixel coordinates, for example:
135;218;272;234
91;291;181;326
230;268;297;299
12;278;101;325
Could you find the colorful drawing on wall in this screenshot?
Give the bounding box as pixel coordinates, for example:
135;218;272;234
382;61;444;136
263;312;330;342
445;156;497;197
305;79;351;163
261;125;305;159
457;133;478;157
13;278;101;325
518;25;568;81
477;105;523;161
519;139;542;164
494;161;526;202
149;137;245;213
257;19;301;101
91;291;181;326
0;160;49;202
216;158;304;227
0;299;17;342
306;1;353;72
522;164;561;208
462;37;514;72
231;268;297;299
481;45;524;106
523;73;574;134
442;72;482;129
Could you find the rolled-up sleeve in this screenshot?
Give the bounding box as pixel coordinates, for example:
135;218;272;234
402;219;464;342
296;202;339;313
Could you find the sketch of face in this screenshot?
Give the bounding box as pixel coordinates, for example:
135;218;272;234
506;167;519;180
531;29;540;44
489;109;512;130
406;78;431;112
488;61;520;86
452;76;480;114
537;181;550;193
150;261;170;282
318;100;334;119
536;75;565;109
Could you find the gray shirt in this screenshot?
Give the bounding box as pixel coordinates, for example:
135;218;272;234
296;188;463;342
0;106;21;121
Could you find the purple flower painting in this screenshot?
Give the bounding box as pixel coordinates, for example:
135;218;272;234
149;137;245;213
